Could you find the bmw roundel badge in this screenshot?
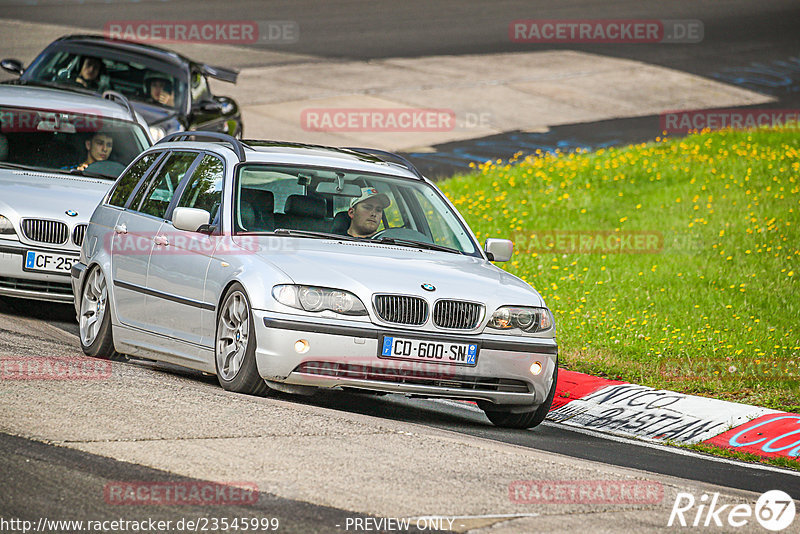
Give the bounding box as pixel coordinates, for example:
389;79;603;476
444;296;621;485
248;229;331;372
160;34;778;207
65;210;78;217
421;283;436;292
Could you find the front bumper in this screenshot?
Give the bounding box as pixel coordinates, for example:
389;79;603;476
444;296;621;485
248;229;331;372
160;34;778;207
253;310;558;407
0;241;77;303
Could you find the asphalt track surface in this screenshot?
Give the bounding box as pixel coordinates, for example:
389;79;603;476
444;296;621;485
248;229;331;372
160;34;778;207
1;0;799;525
0;433;404;534
2;297;799;503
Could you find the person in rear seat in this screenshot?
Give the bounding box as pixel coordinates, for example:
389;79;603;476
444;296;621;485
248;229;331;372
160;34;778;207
346;187;391;238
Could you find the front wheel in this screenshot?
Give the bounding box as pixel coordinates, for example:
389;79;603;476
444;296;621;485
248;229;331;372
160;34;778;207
215;283;269;396
78;266;117;359
483;363;558;429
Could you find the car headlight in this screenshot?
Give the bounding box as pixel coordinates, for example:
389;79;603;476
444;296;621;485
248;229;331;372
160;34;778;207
272;284;368;316
487;306;554;334
0;215;16;236
149;126;166;142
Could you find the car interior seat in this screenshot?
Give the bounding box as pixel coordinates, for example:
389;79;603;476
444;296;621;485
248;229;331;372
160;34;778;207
330;211;350;235
26;136;78;169
276;195;328;232
239;188;275;232
0;133;8;161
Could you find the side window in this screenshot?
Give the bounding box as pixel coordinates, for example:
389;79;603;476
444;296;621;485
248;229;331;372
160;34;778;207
175;155;224;221
108;152;158;207
411;189;460;247
135;152;198;218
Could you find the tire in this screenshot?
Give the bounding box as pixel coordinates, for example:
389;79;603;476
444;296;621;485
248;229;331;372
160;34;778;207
215;283;269;396
483;362;558;429
78;266;118;359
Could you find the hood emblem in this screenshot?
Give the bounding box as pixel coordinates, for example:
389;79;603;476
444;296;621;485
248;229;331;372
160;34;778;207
65;210;78;217
421;283;436;292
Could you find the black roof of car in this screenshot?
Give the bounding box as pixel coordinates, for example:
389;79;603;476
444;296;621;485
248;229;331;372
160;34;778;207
44;35;238;83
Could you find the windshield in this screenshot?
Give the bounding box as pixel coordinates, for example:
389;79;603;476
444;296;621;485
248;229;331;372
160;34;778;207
23;50;186;111
234;164;479;256
0;105;151;179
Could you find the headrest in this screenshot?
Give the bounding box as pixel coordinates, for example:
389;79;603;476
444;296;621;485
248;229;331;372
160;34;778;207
241;188;274;212
284;195;326;219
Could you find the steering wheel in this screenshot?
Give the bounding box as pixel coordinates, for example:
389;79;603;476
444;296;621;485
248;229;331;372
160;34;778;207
84;160;126;178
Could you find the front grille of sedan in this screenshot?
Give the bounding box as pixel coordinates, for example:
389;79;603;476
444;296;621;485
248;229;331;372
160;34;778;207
295;361;530;393
72;224;87;247
374;294;428;325
21;219;69;245
433;300;483;330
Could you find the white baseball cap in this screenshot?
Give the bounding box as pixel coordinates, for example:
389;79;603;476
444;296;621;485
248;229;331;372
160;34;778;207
350;187;391;209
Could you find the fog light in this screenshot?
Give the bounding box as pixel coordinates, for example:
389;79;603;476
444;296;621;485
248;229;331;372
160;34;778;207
294;340;310;354
529;362;543;376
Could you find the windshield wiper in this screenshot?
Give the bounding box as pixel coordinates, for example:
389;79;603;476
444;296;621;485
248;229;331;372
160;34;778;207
0;161;114;179
267;229;462;254
269;228;361;241
373;236;462;254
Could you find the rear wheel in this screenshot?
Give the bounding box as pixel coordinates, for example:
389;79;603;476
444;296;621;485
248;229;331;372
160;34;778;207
483;362;558;429
78;266;117;359
215;283;269;396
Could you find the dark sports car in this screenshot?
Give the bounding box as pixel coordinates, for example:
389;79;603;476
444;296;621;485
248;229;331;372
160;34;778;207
2;35;243;141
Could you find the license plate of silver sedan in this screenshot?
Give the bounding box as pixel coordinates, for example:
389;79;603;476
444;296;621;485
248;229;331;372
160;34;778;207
72;132;559;429
379;336;478;366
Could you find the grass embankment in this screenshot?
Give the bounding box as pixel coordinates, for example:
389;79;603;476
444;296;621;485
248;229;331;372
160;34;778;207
440;128;799;413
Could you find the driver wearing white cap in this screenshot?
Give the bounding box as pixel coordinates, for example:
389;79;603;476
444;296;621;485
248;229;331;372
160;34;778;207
347;187;391;238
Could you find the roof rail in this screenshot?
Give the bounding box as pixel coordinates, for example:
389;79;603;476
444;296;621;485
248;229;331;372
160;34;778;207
102;90;137;121
157;131;249;161
344;147;425;179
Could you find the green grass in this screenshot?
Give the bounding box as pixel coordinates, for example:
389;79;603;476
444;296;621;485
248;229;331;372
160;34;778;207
681;442;800;471
440;127;799;413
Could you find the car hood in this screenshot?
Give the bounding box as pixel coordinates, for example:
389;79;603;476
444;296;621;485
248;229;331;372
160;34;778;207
0;167;112;222
244;238;545;308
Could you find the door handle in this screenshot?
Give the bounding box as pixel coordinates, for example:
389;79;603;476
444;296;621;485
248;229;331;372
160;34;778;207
114;224;127;234
153;235;169;246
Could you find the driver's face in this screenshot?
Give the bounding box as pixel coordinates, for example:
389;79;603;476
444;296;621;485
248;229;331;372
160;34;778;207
348;200;384;237
86;134;113;164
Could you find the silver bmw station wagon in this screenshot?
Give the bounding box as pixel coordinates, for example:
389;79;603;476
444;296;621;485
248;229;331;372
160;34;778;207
72;132;558;428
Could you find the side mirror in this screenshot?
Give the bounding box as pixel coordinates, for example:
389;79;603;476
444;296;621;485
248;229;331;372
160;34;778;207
172;207;210;232
1;59;24;76
484;238;513;262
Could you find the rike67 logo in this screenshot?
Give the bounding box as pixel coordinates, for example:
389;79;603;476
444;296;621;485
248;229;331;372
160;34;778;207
668;490;796;531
